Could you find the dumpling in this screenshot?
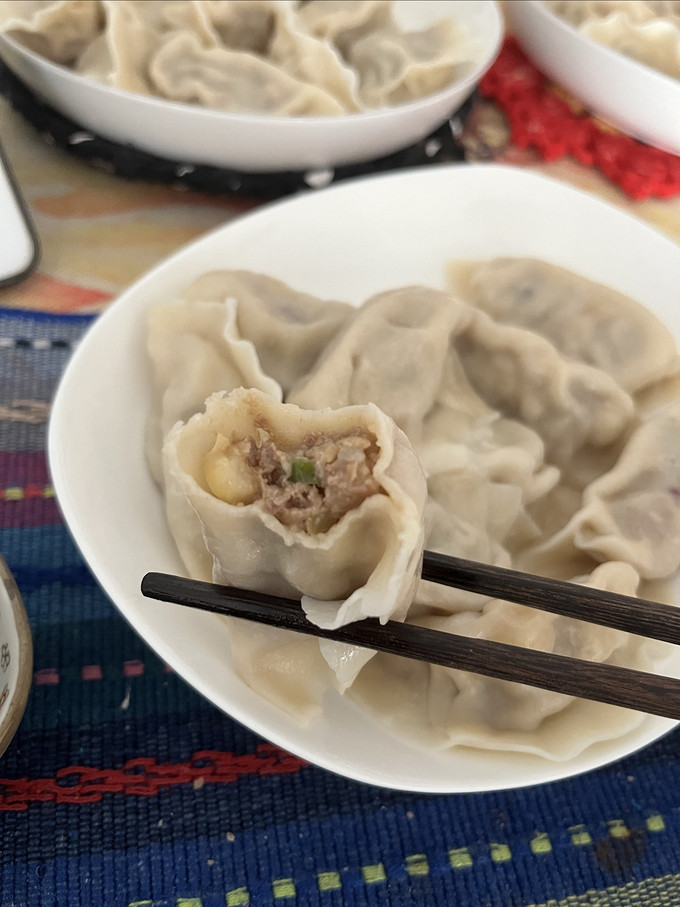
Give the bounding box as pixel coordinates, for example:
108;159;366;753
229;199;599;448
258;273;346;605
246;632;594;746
226;619;335;721
198;0;293;54
148;30;346;115
289;285;474;443
269;6;361;111
289;285;560;612
522;401;680;580
76;0;216;93
198;0;362;111
544;1;678;28
585;12;680;77
0;0;472;114
299;0;471;107
145;293;281;484
543;0;680;79
297;0;392;46
346;17;470;107
560;402;680;578
179;270;353;395
455;308;635;463
349;561;660;758
162;387;427;631
0;0;103;64
453;257;679;393
146;269;353;483
419;357;559;510
415;363;560;611
78;0;163;93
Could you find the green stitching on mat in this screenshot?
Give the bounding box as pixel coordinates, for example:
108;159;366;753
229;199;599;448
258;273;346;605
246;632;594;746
490;843;512;863
127;813;672;907
448;847;473;869
530;833;553;855
568;824;593;846
362;863;387;884
607;819;630;839
405;853;430;876
646;815;666;832
271;878;296;899
317;872;342;891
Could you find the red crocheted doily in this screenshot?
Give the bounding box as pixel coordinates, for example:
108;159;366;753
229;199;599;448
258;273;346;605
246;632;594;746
480;37;680;201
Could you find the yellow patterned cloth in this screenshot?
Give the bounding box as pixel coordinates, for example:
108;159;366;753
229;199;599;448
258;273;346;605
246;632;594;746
0;96;255;313
2;93;679;315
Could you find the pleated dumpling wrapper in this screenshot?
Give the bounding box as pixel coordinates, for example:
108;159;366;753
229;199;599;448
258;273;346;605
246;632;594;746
162;387;427;632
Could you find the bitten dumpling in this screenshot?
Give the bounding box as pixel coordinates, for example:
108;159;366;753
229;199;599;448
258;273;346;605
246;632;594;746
162;387;427;632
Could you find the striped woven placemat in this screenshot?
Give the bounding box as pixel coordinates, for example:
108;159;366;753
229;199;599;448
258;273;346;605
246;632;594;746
2;304;680;907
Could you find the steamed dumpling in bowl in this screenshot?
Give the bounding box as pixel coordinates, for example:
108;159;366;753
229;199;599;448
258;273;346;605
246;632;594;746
544;0;680;79
0;0;477;113
144;268;353;484
450;257;679;393
0;0;104;64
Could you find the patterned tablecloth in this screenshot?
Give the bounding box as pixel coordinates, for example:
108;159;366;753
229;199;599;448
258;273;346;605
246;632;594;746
2;35;680;907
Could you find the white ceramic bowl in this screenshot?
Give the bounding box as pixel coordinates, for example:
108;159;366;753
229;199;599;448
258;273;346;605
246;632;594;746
0;1;503;173
0;556;32;758
48;164;680;793
507;0;680;155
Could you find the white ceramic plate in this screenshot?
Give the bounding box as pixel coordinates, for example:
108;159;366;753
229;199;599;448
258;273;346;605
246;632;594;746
507;0;680;155
48;164;680;793
0;1;502;173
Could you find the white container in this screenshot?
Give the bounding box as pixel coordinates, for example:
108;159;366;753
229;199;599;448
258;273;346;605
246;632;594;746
507;0;680;155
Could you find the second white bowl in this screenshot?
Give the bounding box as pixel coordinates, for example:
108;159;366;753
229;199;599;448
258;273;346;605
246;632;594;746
507;0;680;156
0;1;503;173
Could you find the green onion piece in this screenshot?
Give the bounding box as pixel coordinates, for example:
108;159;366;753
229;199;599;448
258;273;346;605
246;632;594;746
290;457;321;485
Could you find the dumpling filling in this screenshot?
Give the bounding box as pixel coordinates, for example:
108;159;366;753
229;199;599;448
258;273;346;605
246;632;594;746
203;425;381;533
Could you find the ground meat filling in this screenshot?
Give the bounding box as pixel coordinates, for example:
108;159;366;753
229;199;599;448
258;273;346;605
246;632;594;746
204;425;382;533
250;428;382;533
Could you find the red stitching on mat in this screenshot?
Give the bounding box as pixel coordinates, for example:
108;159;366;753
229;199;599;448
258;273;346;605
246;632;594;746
0;745;307;811
33;669;60;686
480;37;680;200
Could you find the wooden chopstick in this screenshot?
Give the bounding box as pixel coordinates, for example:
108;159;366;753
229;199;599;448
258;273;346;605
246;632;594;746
421;551;680;645
141;555;680;721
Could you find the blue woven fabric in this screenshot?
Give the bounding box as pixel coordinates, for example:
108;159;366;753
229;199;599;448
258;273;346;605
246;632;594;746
2;307;680;907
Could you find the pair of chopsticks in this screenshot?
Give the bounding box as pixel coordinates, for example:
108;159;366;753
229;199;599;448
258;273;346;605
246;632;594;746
141;550;680;721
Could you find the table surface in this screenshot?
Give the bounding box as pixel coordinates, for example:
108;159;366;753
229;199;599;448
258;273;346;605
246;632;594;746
2;40;680;907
